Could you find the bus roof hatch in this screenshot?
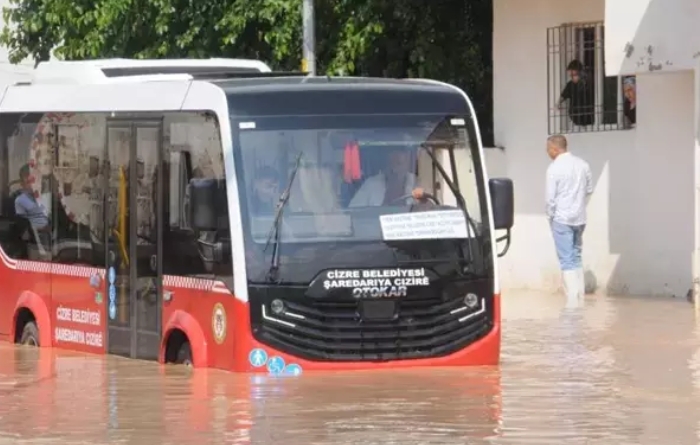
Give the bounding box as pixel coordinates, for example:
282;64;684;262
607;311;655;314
28;58;273;85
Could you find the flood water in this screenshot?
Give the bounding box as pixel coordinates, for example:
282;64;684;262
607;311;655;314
2;292;700;445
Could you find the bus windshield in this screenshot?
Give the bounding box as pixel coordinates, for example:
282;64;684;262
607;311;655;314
233;111;490;283
235;113;485;245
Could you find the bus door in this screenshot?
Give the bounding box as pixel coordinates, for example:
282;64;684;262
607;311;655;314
105;121;163;360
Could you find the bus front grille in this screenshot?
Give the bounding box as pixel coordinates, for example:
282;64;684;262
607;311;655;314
253;291;493;362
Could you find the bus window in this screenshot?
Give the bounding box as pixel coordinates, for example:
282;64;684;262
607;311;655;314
0;113;108;265
50;115;107;266
0;113;58;262
161;113;232;289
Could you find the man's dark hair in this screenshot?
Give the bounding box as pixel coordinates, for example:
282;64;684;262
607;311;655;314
18;164;30;181
567;59;584;72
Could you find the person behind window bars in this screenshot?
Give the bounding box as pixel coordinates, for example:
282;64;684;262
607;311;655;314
622;77;636;127
545;135;593;308
558;60;595;128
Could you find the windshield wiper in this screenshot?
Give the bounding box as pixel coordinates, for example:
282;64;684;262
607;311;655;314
419;144;478;232
264;152;303;282
419;144;480;269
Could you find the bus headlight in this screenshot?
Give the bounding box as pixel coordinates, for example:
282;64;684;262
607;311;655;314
464;293;479;309
270;299;285;315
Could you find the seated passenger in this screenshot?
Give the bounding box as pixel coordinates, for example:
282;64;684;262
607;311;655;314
349;148;416;207
250;166;280;215
14;164;51;250
15;164;50;232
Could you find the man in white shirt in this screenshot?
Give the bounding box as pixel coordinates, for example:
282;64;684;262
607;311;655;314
349;148;416;207
545;134;593;307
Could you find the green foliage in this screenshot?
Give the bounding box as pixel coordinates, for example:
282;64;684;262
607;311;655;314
0;0;493;142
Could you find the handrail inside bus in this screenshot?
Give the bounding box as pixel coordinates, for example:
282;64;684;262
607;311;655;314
115;165;129;267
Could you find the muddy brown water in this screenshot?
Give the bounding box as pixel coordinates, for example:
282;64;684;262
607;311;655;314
1;292;700;445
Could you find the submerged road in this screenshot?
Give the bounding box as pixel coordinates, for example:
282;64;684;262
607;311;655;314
0;291;698;444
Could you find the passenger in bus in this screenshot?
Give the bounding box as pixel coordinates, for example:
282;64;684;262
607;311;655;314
14;164;51;250
249;166;280;214
14;164;50;232
348;147;416;207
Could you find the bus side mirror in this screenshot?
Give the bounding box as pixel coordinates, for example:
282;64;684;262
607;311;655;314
188;178;230;268
187;178;229;231
489;178;514;257
188;178;218;231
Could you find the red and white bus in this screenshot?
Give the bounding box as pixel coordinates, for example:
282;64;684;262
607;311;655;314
0;59;514;374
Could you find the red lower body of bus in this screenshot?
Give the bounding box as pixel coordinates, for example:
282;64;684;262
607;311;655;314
0;250;500;373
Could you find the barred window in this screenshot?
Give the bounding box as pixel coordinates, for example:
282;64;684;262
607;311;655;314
547;22;636;134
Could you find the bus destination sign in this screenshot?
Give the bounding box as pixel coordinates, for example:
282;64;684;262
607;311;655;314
307;267;432;298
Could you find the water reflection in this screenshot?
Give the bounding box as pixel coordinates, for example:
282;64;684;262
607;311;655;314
0;292;698;444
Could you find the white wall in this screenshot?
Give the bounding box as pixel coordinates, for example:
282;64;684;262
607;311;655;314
492;0;695;296
605;0;700;76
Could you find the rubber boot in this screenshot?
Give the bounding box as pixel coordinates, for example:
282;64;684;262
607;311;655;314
562;270;580;308
575;267;585;302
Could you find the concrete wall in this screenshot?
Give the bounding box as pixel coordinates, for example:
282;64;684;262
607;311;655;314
605;0;700;76
492;0;695;296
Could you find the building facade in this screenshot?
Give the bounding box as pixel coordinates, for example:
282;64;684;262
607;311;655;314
491;0;700;297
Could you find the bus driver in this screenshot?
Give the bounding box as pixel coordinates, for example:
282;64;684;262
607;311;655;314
349;148;416;207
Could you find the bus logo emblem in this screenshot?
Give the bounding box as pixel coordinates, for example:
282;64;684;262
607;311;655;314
211;303;227;344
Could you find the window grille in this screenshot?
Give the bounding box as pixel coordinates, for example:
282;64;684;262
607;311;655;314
547;22;636;134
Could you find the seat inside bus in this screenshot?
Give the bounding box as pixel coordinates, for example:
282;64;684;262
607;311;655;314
288;164;340;213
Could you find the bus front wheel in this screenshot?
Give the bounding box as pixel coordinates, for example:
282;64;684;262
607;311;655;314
177;341;193;367
20;321;39;347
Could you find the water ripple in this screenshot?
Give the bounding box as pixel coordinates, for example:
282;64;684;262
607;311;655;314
0;292;698;444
